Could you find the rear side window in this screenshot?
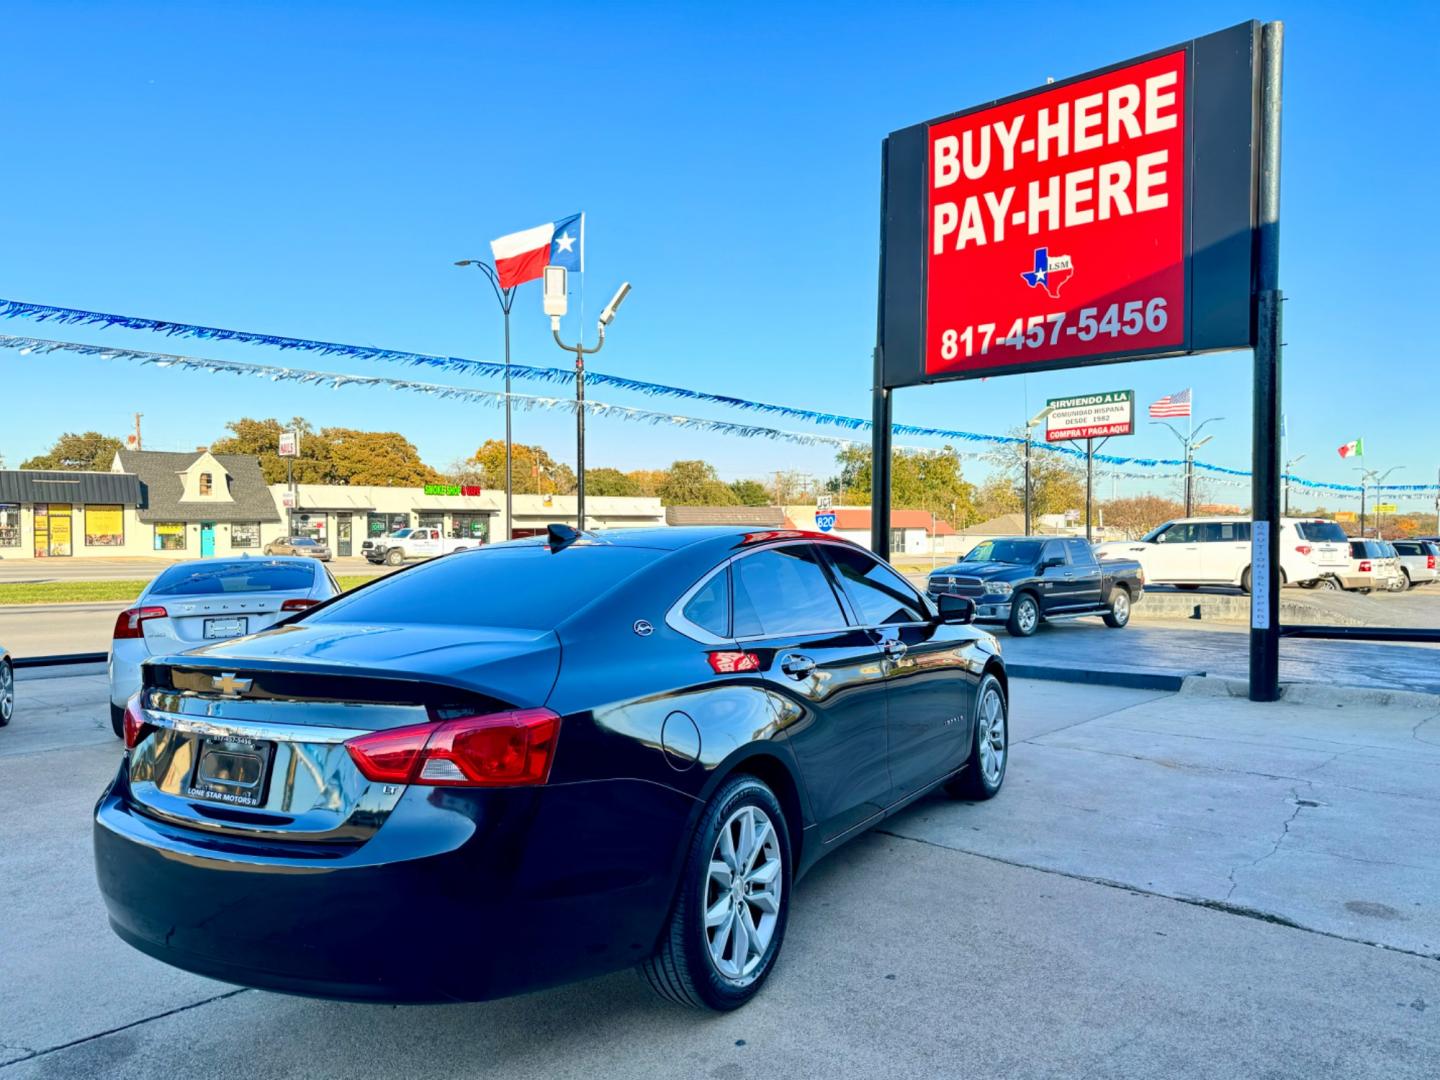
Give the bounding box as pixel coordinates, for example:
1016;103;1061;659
1296;521;1348;543
305;544;657;630
824;545;928;626
150;561;316;597
732;546;845;638
682;568;730;637
1198;522;1250;542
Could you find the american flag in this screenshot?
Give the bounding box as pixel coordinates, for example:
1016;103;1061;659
1149;388;1192;418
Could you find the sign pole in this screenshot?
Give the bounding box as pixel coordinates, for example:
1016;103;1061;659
1023;431;1033;536
1249;20;1285;703
1085;437;1094;543
871;142;892;560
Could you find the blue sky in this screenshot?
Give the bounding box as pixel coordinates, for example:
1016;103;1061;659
2;1;1436;507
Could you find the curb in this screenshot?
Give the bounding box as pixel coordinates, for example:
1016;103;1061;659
1008;662;1200;692
1179;674;1440;709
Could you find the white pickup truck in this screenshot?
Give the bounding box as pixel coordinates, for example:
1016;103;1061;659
362;527;477;566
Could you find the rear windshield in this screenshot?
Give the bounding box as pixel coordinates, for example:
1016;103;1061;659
1296;521;1348;543
304;544;658;630
963;539;1042;564
150;561;316;596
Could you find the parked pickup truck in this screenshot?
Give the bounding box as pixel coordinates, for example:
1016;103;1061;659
362;527;477;566
927;535;1144;637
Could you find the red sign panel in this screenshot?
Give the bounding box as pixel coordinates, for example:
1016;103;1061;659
925;50;1187;377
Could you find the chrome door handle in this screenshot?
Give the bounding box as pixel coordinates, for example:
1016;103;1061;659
879;639;908;660
780;654;816;679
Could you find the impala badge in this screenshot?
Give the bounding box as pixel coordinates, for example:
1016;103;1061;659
211;673;253;697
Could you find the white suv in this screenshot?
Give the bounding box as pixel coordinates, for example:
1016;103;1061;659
1094;517;1351;591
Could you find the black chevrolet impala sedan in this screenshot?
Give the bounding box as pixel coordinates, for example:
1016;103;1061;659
94;525;1008;1010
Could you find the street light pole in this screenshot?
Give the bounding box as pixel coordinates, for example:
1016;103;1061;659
1355;465;1403;538
455;260;517;543
1024;406;1050;535
1152;416;1223;517
1282;453;1305;517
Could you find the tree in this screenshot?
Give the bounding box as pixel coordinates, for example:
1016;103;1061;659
211;418;326;484
20;431;124;471
659;460;739;506
831;445;977;524
625;469;670;497
211;418;441;486
729;479;771;506
973;476;1022;522
585;467;641;497
322;429;440;487
982;429;1085;518
1099;495;1185;538
469;440;576;494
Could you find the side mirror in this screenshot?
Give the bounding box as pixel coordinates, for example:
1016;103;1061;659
1039;557;1063;571
935;593;975;625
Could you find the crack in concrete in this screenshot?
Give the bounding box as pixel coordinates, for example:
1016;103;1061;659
875;828;1440;963
1412;712;1440;748
0;988;249;1071
1225;786;1306;901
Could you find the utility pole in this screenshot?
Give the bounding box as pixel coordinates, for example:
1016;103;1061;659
455;259;518;542
1024;406;1051;535
133;412;143;451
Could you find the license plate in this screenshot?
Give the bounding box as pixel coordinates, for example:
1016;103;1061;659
186;735;275;808
204;616;249;639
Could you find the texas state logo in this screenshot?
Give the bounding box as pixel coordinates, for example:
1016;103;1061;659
1020;247;1074;300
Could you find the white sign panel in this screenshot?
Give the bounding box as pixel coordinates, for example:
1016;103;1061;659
278;430;300;458
1045;391;1135;443
1250;521;1271;630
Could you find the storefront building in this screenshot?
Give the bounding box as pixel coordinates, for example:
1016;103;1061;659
0;470;143;558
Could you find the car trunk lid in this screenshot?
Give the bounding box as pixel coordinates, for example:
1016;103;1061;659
125;622;561;842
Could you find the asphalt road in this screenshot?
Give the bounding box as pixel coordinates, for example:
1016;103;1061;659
2;671;1436;1078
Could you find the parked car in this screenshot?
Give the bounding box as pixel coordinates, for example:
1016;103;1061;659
1338;539;1404;593
1392;540;1440;588
928;535;1143;637
95;526;1006;1010
1;643;12;727
263;536;332;561
106;558;341;736
1095;516;1351;591
362;527;475;566
1378;541;1409;592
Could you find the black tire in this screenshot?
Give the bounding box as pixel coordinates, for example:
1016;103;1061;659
0;658;13;727
1401;570;1413;591
110;702;124;738
945;672;1008;801
1175;583;1200;591
641;775;792;1011
1240;567;1252;594
1006;593;1040;637
384;548;404;566
1102;585;1131;628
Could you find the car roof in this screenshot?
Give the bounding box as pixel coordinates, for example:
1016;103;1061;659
492;525;854;553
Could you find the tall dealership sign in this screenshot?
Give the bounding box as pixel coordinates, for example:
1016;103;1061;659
872;22;1288;699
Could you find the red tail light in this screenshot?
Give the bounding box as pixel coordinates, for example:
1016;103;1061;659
344;708;561;788
1359;560;1372;572
113;606;167;640
1428;555;1436;570
122;697;149;749
1294;545;1312;556
708;651;762;674
281;598;320;611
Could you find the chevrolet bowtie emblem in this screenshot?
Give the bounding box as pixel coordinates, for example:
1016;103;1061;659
211;673;253;696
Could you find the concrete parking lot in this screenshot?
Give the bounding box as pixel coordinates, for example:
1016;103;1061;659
2;667;1436;1078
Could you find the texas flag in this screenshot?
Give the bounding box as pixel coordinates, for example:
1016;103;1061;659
489;212;584;288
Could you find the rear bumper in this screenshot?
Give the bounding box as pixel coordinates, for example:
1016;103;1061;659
94;764;696;1003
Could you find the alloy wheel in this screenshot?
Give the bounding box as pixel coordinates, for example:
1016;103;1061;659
0;661;12;725
1112;590;1130;623
977;683;1006;785
705;805;782;982
1016;600;1038;634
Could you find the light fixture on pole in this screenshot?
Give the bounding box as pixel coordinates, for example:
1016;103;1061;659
1353;464;1403;538
1152;416;1223;516
455;259;518;543
548;272;631;528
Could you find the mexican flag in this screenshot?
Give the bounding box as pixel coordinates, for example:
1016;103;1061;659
1337;438;1364;459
